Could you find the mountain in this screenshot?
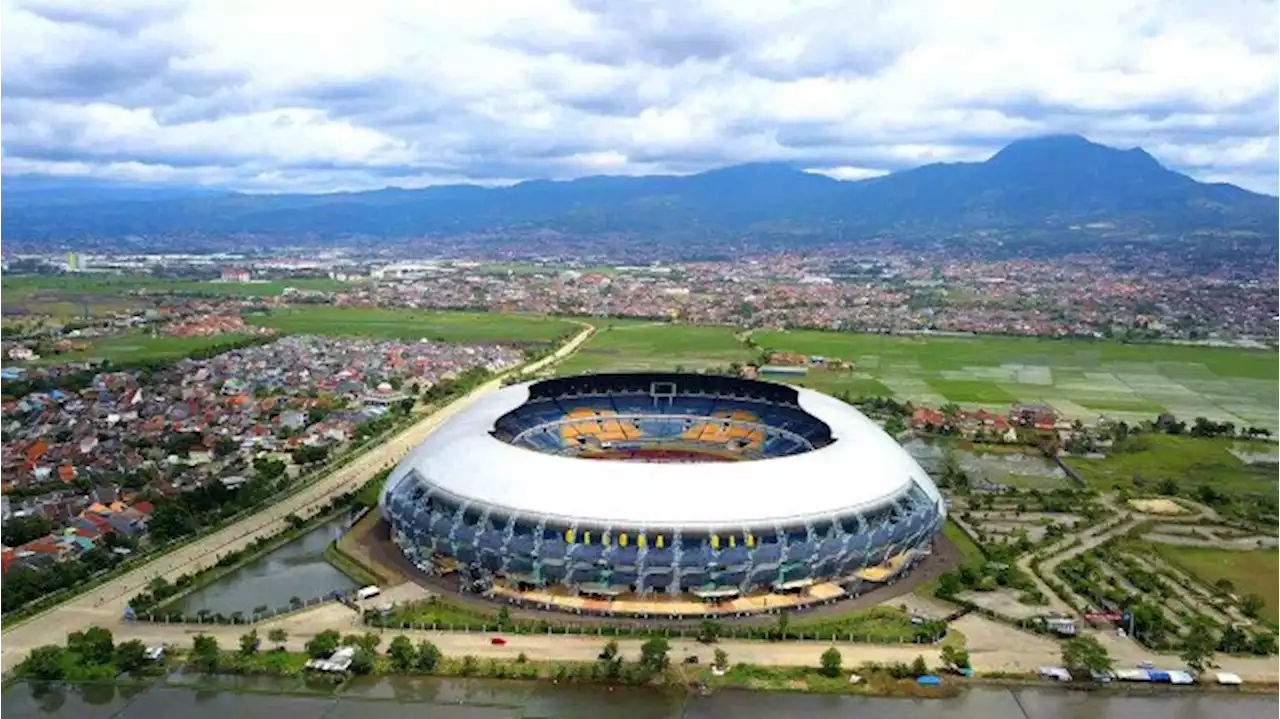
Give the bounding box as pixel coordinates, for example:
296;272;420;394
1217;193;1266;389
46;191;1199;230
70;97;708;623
3;135;1275;244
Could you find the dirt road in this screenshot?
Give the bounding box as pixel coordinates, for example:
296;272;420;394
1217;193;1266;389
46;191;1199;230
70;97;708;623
0;324;594;674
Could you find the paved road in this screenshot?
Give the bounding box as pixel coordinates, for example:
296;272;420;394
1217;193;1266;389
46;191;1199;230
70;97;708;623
0;324;594;674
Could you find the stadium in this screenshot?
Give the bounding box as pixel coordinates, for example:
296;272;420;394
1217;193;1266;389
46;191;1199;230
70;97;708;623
380;372;945;617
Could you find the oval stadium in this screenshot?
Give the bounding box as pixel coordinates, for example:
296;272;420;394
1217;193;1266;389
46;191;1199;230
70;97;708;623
380;373;946;617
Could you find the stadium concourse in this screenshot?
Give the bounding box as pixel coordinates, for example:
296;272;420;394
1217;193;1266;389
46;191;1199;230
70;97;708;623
380;372;946;618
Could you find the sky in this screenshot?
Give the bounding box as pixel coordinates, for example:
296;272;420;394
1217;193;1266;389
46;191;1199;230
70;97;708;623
2;0;1278;195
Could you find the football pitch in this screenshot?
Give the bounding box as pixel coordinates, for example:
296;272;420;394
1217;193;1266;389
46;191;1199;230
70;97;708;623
558;324;1279;430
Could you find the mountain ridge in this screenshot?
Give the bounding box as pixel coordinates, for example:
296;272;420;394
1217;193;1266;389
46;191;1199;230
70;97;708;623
3;135;1275;243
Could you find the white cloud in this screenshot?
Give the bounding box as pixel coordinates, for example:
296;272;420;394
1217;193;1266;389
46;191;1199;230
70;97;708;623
2;0;1277;193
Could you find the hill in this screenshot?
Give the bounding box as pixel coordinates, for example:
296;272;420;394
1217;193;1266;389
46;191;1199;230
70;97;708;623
3;135;1275;245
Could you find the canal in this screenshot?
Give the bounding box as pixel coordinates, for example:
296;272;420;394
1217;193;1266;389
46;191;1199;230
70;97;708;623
170;514;359;617
4;679;1276;719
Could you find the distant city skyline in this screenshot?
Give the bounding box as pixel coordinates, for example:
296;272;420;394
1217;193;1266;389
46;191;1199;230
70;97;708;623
2;0;1277;195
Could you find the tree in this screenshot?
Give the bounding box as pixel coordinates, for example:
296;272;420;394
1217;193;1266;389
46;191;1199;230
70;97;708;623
697;620;721;644
713;648;729;671
114;640;149;673
1179;618;1219;675
213;436;239;458
2;515;53;546
819;646;842;678
773;610;790;640
1217;625;1250;654
940;644;971;671
388;635;416;671
1240;594;1265;619
1250;633;1277;656
910;655;930;677
1060;635;1112;675
349;647;375;675
937;571;962;599
497;606;512;629
1213;578;1235;595
416;640;441;672
239;629;260;656
639;637;670;673
600;639;619;662
267;628;288;651
68;626;114;666
356;632;381;653
306;630;341;659
460;655;479;676
191;634;221;671
21;646;66;681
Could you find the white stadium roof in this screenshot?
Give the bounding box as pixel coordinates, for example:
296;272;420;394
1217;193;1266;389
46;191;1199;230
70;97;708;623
382;381;942;529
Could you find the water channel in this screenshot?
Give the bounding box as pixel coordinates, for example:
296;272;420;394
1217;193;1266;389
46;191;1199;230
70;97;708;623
4;679;1275;719
171;514;358;617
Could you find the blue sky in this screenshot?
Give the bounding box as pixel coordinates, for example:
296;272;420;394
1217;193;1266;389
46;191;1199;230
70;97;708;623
2;0;1277;194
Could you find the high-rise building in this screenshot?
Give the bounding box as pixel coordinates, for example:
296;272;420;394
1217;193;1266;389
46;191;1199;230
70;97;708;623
66;252;81;273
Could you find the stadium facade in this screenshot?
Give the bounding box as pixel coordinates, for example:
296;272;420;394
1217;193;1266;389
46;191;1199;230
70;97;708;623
380;373;945;599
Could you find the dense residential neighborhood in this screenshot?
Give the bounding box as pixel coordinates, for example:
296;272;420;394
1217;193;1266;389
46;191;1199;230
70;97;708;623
0;336;522;587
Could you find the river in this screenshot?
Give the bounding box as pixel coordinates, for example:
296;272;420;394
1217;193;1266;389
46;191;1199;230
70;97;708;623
170;515;358;617
4;679;1275;719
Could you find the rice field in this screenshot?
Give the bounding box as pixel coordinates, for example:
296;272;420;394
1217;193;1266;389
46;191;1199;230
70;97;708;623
561;326;1277;430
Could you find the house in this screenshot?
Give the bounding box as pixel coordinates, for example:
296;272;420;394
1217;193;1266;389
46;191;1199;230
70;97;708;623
1012;403;1057;430
221;267;251;283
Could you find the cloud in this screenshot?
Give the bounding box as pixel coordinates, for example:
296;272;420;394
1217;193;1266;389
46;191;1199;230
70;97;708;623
2;0;1277;194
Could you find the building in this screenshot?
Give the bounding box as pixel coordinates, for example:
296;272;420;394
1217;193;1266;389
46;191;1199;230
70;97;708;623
67;251;82;273
380;373;945;607
220;267;251;283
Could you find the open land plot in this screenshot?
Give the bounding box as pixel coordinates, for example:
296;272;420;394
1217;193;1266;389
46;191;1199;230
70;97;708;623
554;322;753;374
26;333;253;367
1149;544;1280;624
1063;434;1278;494
1;274;365;299
248;307;578;343
751;330;1278;429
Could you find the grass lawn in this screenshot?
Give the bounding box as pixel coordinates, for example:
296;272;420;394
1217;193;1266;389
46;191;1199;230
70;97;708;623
1063;434;1277;494
943;521;985;565
917;521;986;600
788;604;926;641
27;333;252;367
555;322;753;374
1151;544;1279;623
927;379;1017;404
248;307;578;343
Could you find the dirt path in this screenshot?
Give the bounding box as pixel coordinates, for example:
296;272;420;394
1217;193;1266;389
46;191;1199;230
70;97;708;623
0;325;596;675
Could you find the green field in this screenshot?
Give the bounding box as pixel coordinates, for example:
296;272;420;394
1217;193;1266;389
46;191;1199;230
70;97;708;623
926;379;1018;404
28;334;253;367
248;307;579;343
770;371;894;398
557;325;1275;428
1151;544;1279;623
751;331;1276;431
3;274;363;296
555;322;753;374
1064;434;1277;494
